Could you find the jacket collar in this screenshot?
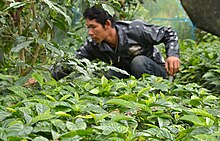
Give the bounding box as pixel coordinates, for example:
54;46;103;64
97;25;128;53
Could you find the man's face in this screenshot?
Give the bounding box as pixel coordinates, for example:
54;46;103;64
86;19;108;43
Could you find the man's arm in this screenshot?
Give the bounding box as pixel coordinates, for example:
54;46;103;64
141;23;180;76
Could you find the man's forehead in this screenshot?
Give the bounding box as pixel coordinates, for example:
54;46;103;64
86;19;100;26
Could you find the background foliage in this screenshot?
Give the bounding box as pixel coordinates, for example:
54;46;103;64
0;0;220;140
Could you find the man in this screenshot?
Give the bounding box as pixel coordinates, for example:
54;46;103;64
51;5;180;80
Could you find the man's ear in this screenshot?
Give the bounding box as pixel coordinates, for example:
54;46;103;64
105;20;112;29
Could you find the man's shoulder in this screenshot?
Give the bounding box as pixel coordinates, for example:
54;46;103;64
116;20;152;28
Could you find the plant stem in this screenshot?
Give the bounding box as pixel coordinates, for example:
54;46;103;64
16;0;25;75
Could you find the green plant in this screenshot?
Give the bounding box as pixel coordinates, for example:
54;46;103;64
176;38;220;94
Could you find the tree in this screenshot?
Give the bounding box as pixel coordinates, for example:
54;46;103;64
0;0;152;76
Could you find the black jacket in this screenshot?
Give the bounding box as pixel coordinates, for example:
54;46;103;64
75;20;179;74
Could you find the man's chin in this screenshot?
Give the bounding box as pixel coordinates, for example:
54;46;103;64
94;39;101;43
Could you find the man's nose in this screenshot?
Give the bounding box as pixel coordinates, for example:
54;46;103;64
88;28;93;36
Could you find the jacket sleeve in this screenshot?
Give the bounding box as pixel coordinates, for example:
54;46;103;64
141;23;180;58
74;37;97;60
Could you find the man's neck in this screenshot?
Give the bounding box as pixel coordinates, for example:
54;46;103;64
105;28;118;48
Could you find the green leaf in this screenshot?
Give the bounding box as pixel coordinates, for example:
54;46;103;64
180;115;205;126
60;128;94;138
33;136;49;141
6;122;24;136
18;126;33;136
202;72;214;78
115;82;128;90
102;4;115;17
94;121;128;135
43;0;71;25
33;121;51;133
11;40;33;53
105;99;135;108
45;95;56;102
32;71;44;87
146;128;175;140
84;104;107;114
36;103;49;114
75;118;87;130
66;121;77;131
210;80;220;86
51;119;66;131
14;71;32;86
59;94;72;101
31;110;55;125
0;111;11;122
110;113;134;122
23;112;32;125
90;87;100;94
0;127;7;141
55;111;71;117
51;130;61;140
3;2;26;11
190;108;215;121
8;86;30;99
137;86;151;97
101;75;108;87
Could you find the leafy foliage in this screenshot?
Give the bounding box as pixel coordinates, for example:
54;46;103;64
176;36;220;93
1;0;220;140
1;67;220;140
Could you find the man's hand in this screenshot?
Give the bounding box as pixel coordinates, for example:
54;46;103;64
24;78;37;87
165;56;180;76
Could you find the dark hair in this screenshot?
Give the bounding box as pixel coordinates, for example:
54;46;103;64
83;5;116;28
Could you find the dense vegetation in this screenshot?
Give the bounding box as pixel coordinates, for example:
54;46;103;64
0;0;219;140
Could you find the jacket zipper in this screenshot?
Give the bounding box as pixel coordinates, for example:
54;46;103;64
118;56;120;62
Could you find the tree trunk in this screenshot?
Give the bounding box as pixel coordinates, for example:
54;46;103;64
180;0;220;37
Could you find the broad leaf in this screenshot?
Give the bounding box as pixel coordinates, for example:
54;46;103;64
11;40;33;53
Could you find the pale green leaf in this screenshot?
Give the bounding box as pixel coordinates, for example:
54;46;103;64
190;108;215;120
23;112;32;125
210;80;220;86
146;128;175;140
6;122;24;136
0;127;7;141
102;4;115;17
0;111;11;121
32;72;44;86
18;126;33;136
90;88;100;94
101;75;108;87
43;0;71;25
180;115;205;126
32;121;51;133
31;110;55;125
3;2;26;11
105;99;135;108
75;118;87;130
8;86;30;99
60;94;73;101
193;134;217;141
202;72;214;78
51;130;61;140
33;136;49;141
55;111;71;117
66;121;77;131
51;119;66;131
94;121;128;135
11;40;32;52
